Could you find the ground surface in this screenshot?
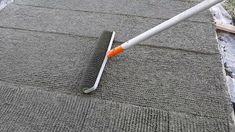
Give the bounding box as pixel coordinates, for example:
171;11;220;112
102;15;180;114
0;0;233;131
225;0;235;18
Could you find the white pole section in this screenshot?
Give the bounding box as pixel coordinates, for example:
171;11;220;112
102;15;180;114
107;0;223;57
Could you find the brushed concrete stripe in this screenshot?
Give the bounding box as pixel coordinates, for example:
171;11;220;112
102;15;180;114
14;0;211;23
0;82;230;131
0;4;218;53
169;113;229;132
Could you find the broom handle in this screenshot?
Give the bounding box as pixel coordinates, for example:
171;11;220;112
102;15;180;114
107;0;223;57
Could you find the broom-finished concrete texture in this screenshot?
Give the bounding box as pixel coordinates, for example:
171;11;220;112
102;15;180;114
0;81;230;131
0;0;233;131
0;4;218;53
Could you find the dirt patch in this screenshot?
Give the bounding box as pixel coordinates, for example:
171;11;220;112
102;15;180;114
225;0;235;21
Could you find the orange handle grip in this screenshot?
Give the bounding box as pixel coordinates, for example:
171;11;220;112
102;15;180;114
107;46;124;58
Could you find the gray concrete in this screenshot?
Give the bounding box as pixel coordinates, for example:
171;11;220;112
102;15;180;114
0;81;229;131
97;45;230;119
0;27;94;93
0;4;218;53
14;0;211;23
0;27;230;119
0;0;233;131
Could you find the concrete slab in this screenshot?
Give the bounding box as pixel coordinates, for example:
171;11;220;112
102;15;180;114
0;0;232;131
94;43;230;119
0;82;229;132
14;0;212;23
0;27;230;120
0;4;218;53
0;27;96;93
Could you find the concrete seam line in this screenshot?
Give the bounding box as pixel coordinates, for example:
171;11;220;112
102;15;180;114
0;25;218;55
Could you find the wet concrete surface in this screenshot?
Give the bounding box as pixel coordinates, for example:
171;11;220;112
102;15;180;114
0;0;233;131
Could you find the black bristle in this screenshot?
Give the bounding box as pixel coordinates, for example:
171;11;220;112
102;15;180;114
79;31;113;93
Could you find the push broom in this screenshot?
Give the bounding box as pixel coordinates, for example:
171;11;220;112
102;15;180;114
79;0;223;93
